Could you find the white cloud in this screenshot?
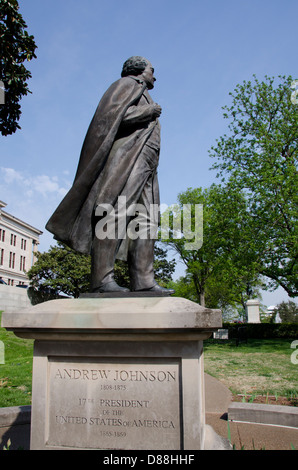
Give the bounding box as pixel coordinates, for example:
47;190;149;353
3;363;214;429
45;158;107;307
0;167;71;251
27;174;69;197
1;167;24;184
0;167;70;198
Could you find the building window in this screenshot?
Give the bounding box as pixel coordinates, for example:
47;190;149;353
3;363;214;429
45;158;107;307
0;249;3;265
9;252;15;269
20;255;26;272
21;238;27;250
0;229;5;242
10;234;16;246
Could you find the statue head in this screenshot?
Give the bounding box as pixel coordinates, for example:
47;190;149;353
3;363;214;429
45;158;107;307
121;56;149;77
121;56;156;89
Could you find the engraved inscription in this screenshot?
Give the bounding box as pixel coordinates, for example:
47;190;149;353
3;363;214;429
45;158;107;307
54;367;176;382
47;359;181;450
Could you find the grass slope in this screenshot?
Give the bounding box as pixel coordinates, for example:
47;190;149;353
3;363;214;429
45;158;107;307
204;338;298;397
0;312;33;407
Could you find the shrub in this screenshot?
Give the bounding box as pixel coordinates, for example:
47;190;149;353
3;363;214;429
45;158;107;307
223;322;298;339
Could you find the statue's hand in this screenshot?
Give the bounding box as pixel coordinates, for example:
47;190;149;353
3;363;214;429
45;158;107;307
152;104;162;118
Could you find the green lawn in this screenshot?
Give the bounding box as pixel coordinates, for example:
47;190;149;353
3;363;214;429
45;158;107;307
204;338;298;397
0;311;297;407
0;312;33;407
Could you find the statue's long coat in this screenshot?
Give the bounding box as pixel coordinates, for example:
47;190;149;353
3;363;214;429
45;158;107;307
46;76;159;256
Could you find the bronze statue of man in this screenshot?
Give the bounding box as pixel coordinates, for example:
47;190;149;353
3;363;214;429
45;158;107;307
46;56;173;294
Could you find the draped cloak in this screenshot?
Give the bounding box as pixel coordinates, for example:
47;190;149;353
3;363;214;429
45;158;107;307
46;76;160;258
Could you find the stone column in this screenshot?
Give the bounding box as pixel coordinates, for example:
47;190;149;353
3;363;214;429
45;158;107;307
2;296;225;450
246;299;261;323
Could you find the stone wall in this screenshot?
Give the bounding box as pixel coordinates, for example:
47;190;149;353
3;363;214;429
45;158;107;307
0;285;32;312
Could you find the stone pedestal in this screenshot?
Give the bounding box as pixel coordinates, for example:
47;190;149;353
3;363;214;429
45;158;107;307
2;296;223;450
246;299;261;323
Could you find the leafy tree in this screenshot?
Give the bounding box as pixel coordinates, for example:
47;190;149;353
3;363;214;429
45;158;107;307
275;301;298;323
28;242;176;298
210;75;298;297
167;275;198;303
0;0;37;135
162;185;264;307
28;242;91;298
152;244;176;286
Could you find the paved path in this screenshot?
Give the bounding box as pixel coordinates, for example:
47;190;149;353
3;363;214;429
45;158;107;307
204;373;298;450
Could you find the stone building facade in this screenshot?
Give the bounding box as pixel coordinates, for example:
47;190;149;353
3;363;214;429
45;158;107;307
0;201;43;286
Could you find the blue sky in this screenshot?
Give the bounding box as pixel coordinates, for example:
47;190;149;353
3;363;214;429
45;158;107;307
1;0;296;306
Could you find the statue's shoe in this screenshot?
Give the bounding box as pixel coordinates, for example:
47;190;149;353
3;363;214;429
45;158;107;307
92;281;129;293
135;282;175;295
